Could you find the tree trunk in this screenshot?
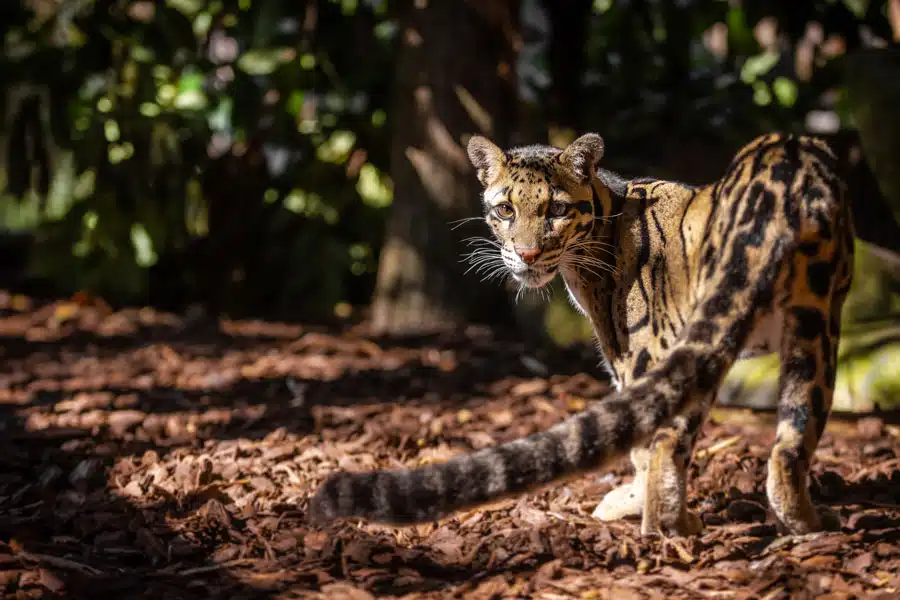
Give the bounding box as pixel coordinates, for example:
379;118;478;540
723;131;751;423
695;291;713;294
371;0;520;335
541;0;592;139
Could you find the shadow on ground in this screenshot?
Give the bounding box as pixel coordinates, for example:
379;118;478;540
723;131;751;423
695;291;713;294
1;294;899;599
0;293;603;598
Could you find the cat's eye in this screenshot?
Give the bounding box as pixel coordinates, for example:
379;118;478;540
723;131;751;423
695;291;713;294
548;201;568;218
494;202;514;219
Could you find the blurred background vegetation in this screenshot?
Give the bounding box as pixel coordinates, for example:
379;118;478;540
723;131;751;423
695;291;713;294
3;0;900;409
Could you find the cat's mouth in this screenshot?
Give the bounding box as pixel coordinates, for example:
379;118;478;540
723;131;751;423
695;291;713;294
509;264;557;288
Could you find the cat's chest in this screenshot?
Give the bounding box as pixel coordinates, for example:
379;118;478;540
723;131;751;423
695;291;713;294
564;276;630;385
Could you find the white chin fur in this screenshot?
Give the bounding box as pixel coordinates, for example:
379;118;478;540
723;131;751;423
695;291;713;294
511;269;556;288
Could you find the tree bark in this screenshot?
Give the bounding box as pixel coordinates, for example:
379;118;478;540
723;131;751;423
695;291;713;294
371;0;520;335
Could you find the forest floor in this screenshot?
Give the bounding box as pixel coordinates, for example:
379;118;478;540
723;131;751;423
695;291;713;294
1;292;899;600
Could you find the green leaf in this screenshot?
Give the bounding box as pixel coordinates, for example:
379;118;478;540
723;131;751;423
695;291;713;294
752;80;772;106
843;0;868;19
299;53;316;70
130;223;158;267
208;98;233;131
772;77;798;107
316;130;356;164
139;102;161;117
178;71;205;92
104;120;120;143
174;89;208;110
593;0;613;14
193;12;213;36
237;48;286;75
174;69;208;109
166;0;204;17
286;90;305;117
131;45;155;63
740;51;779;84
356;163;392;208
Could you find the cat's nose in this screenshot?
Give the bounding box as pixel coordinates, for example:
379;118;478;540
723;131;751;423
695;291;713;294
515;246;541;265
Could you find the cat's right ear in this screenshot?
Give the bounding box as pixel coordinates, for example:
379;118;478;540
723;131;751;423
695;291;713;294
467;135;507;187
558;133;604;184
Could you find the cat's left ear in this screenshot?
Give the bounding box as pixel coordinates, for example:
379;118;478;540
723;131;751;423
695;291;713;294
559;133;605;183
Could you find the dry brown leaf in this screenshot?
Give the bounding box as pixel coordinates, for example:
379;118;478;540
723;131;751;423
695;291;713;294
606;584;646;600
489;408;514;427
512;502;551;527
510;379;548;397
425;527;467;562
38;569;65;593
801;555;840;569
845;552;874;572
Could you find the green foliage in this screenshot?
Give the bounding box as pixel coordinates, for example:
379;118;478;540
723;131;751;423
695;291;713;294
1;0;395;318
534;0;897;176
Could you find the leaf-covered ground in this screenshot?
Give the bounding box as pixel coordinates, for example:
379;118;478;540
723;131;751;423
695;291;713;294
1;292;899;599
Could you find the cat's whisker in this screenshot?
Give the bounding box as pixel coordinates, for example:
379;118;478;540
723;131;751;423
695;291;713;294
462;237;501;249
594;211;623;223
449;217;487;230
461;256;501;269
569;246;618;260
561;260;603;280
566;249;617;264
461;250;500;261
568;239;617;251
467;261;506;277
514;284;525;304
568;239;618;256
570;239;617;251
480;266;509;283
561;254;619;278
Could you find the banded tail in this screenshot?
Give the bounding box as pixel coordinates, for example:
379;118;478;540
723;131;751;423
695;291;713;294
308;207;795;527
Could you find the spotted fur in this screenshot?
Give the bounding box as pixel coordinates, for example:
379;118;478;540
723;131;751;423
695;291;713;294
309;132;855;536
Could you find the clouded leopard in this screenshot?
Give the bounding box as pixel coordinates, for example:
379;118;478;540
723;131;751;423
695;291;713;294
309;132;855;537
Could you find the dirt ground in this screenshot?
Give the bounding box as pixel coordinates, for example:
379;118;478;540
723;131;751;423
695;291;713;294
1;292;899;600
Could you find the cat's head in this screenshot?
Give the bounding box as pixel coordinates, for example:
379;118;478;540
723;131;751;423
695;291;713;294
466;133;604;288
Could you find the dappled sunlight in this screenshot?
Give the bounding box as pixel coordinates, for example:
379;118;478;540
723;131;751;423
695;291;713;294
455;85;493;136
2;0;900;597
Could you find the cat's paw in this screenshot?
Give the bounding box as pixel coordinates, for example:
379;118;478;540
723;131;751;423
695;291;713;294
592;479;645;521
